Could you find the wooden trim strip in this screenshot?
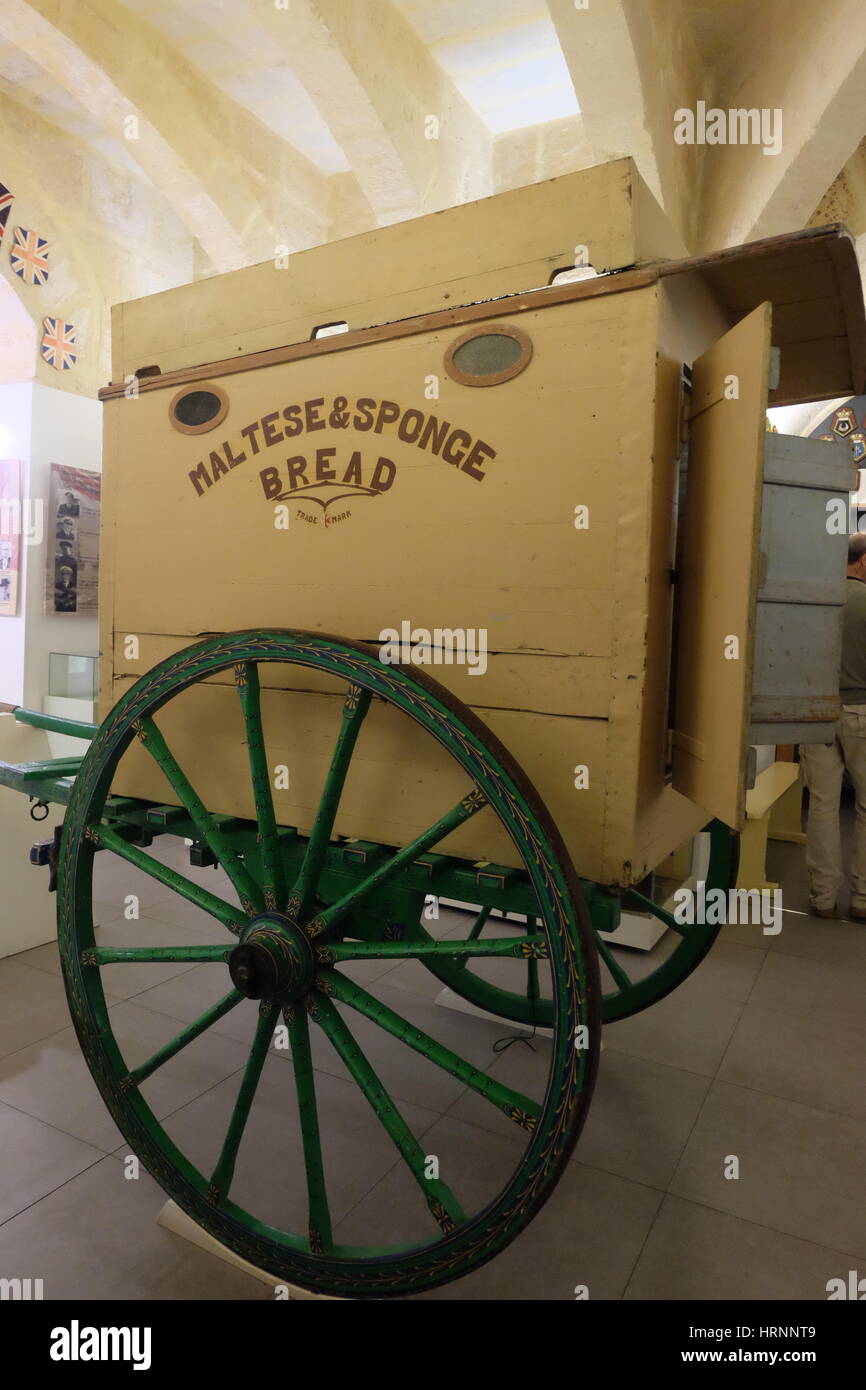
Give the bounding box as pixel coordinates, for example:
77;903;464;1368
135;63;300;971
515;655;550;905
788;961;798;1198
98;266;657;401
98;224;860;404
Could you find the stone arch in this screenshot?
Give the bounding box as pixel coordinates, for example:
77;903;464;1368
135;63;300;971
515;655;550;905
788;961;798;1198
0;274;38;385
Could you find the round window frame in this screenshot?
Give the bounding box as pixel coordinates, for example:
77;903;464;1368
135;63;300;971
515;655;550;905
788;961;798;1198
168;382;229;435
443;324;533;388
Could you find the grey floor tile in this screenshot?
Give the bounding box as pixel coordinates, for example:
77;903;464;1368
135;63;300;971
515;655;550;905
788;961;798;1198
415;1153;663;1301
748;950;866;1034
0;999;251;1152
3;824;860;1303
609;935;765;1007
719;1002;866;1121
446;1030;556;1142
18;917;213;999
0;1026;126;1152
158;1054;440;1234
104;999;253;1127
306;982;509;1114
435;950;554;1006
139;891;239;938
602;986;744;1077
716;919;775;949
573;1050;711;1189
768;911;866;972
378;958;455;1001
0;1157;267;1300
15;941;63;977
676;939;766;1004
130;965;263;1049
767;833;820;917
335;1111;525;1252
92;916;217;1000
670;1080;866;1259
625;1194;859;1300
93;896;122;927
327;956;407;987
0;959;82;1059
0;1100;106;1225
90;862;182;917
91;844;237;919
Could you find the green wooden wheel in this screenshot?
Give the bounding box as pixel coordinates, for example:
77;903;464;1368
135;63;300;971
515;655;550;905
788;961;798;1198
58;630;600;1299
410;819;738;1026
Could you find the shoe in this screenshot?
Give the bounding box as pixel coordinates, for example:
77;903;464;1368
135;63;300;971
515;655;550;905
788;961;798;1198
848;904;866;921
808;900;837;919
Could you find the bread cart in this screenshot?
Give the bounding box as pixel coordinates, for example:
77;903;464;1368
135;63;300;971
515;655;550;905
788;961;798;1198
3;157;864;1296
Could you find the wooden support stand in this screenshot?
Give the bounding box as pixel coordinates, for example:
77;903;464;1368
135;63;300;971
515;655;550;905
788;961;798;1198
736;761;801;890
767;768;807;846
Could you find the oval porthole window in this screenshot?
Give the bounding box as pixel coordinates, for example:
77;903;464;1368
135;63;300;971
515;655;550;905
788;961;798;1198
444;325;533;387
169;383;229;435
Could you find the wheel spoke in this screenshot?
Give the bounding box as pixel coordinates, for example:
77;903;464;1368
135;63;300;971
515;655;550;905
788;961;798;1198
87;945;231;965
467;906;491;940
620;887;687;937
323;935;548;962
133;715;264;916
308;990;465;1232
306;789;490;938
291;684;372;918
285;1006;333;1253
91;824;245;934
453;906;491;970
209;1001;279;1205
593;930;632;993
324;972;540;1131
124;988;244;1086
235;662;287;912
527;939;540;1004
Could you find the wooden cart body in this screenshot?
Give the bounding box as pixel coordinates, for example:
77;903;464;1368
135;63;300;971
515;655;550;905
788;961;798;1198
2;157;864;1299
98;157;866;886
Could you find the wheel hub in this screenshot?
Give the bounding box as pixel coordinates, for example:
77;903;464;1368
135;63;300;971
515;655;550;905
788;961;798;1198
228;912;315;1002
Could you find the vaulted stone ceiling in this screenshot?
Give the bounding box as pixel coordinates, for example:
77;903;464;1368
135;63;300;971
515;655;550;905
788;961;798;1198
1;0;865;395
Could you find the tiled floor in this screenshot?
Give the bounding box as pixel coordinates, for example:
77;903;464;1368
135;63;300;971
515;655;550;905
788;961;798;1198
1;811;864;1301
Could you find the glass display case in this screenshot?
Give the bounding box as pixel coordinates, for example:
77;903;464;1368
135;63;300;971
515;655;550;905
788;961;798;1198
48;652;98;702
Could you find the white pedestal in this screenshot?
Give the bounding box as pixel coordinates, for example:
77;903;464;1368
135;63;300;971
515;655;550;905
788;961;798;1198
599;909;668;951
433;984;554;1036
157;1201;341;1299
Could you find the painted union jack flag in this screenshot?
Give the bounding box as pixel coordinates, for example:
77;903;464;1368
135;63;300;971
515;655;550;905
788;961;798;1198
0;182;13;243
10;226;50;286
41;317;77;371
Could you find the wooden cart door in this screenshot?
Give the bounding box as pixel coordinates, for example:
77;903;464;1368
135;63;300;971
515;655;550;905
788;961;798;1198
671;301;773;828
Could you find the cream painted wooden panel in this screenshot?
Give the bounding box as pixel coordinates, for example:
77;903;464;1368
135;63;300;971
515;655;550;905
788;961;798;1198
102;289;659;666
108;681;609;879
109;635;613;721
102;280;663;886
110;159;683;382
631;787;710;885
631;280;712;875
671;303;772;827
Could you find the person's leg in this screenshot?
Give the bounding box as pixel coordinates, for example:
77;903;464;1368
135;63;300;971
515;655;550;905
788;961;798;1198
800;737;846;911
838;708;866;913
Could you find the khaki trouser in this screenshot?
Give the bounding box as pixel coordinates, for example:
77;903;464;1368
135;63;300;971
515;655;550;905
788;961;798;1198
800;705;866;911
